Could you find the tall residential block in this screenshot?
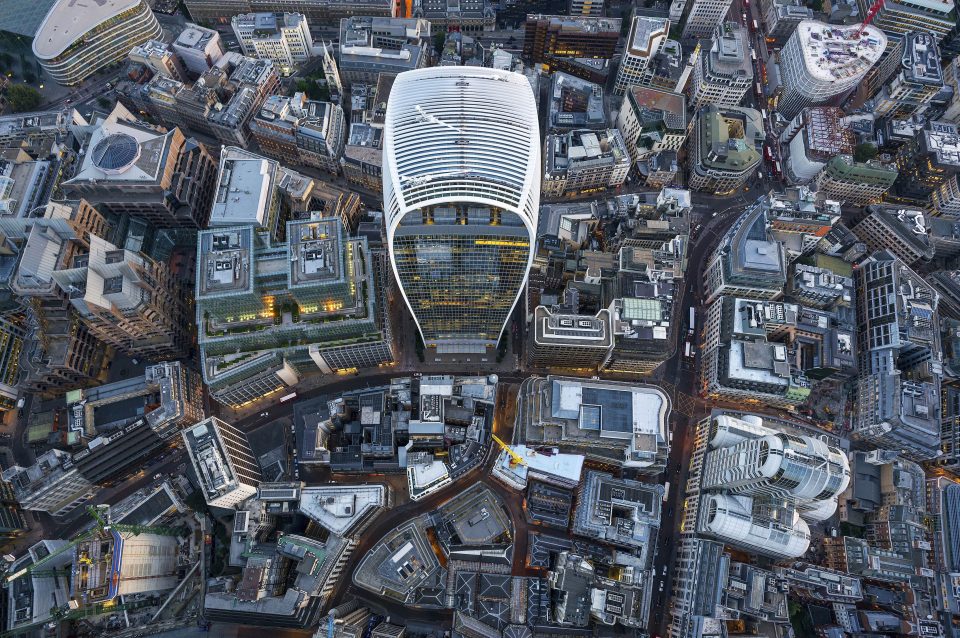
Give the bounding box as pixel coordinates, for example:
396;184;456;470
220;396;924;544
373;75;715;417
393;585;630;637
383;67;540;353
32;0;162;85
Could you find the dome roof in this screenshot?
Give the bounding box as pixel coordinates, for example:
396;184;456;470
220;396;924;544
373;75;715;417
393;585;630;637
91;133;141;175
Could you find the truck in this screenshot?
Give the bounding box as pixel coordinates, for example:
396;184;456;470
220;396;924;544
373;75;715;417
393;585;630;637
688;307;695;335
663;481;670;501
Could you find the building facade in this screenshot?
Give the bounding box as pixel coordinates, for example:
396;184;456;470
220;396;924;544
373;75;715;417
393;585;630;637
688;105;764;195
689;22;754;111
182;417;261;509
232;12;314;71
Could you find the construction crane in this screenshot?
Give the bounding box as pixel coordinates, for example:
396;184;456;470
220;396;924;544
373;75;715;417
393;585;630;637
491;434;527;467
855;0;884;37
5;506;183;584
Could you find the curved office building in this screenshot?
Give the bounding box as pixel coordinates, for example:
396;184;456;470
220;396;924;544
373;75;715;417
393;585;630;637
383;67;540;353
33;0;162;86
695;413;850;558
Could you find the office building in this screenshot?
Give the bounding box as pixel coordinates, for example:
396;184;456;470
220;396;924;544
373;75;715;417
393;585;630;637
613;16;670;95
765;187;843;261
891;120;960;207
172;23;225;76
183;0;394;24
383;67;540;353
547;72;606;132
0;319;24;411
342;124;383;193
762;0;813;39
517;376;671;472
197;219;392;408
689;413;850;559
788;263;853;309
813;154;898;206
50;231;190;361
523;15;620;82
2;449;98;517
669;538;729;638
853;251;942;461
118;53;280;149
233;12;314;72
775;564;862;603
856;0;956;43
183;417;261;509
873;32;944;120
776;21;886;120
529;306;613;369
851;205;935;266
32;0;161;85
703;199;787;304
6;540;74;634
700;297;823;408
616;86;688;163
926;477;960;620
682;0;735;39
129;40;188;82
688;105;764;195
250;94;347;174
689;22;754;111
62;105;217;229
543;129;630;198
572;471;663;551
337;17;429;87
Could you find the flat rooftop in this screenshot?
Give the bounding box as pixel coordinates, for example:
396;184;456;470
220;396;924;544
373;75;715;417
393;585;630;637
288;219;342;288
299;485;385;536
197;226;254;298
550;377;668;443
628;16;668;55
527;14;622;33
926;121;960;166
34;0;144;59
903;32;942;84
174;23;219;51
210;149;277;227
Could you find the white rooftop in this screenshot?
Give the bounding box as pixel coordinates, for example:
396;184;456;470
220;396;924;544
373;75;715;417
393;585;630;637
495;445;585;487
34;0;144;59
210;150;276;227
299;485;385;536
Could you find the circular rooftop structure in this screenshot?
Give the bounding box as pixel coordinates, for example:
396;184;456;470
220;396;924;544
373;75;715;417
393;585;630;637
91;133;141;175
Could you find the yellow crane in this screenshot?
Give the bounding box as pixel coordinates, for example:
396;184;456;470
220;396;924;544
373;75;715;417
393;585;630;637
491;434;527;467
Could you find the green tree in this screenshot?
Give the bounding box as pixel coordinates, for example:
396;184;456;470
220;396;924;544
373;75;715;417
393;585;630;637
97;97;112;109
853;142;878;163
22;71;34;84
433;30;446;55
6;83;40;112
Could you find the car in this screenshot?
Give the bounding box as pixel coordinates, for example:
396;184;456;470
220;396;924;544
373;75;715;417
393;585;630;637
153;473;163;481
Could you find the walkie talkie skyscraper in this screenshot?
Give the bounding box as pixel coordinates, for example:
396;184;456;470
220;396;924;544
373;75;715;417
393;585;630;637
383;67;541;355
